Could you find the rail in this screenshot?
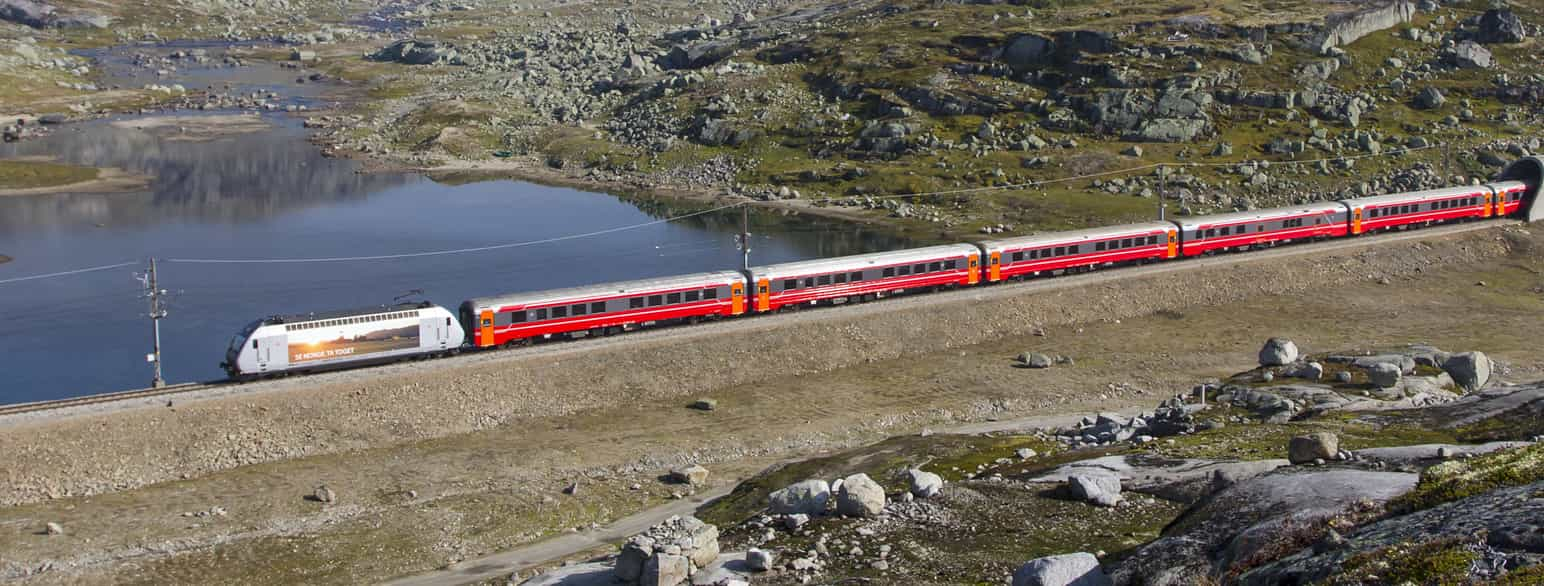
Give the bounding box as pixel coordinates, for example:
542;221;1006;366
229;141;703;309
0;381;223;418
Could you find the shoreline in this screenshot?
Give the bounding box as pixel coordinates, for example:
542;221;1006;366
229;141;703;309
0;161;153;197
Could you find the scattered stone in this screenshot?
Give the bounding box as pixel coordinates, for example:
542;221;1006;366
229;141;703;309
641;552;689;586
1441;351;1492;392
44;522;63;535
1066;471;1122;507
836;473;886;517
1017;448;1039;460
1476;9;1527;44
1121;145;1143;157
669;465;709;486
1368;362;1402;388
1414;87;1445;110
689;398;718;411
313;485;336;503
1288;432;1340;465
563;482;579;495
1012;552;1112;586
1445;41;1493;69
1019;352;1053;369
747;548;774;572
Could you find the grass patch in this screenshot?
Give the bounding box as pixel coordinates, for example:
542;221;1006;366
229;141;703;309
1386;443;1544;515
1325;535;1479;586
0;159;99;190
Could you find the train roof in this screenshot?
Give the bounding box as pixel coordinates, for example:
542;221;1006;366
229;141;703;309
976;221;1176;251
265;301;436;325
1491;180;1530;191
1338;184;1492;208
464;270;747;310
1174;201;1347;229
747;243;979;278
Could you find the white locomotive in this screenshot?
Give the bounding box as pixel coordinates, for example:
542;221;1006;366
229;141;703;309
222;302;463;379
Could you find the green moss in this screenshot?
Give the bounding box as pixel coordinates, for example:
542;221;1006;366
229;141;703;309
1327;536;1478;586
0;159;99;190
1495;563;1544;585
1387;444;1544;514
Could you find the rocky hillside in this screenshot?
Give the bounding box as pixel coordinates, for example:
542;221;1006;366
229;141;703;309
520;338;1543;585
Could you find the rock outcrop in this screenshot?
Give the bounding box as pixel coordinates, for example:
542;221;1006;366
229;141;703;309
1310;1;1415;55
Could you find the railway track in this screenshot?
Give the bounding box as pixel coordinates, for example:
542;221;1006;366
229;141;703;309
0;381;222;418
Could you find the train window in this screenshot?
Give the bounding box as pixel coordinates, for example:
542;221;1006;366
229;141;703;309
1148;235;1159;245
1028;250;1039;259
704;288;718;299
1013;251;1025;261
914;263;927;273
929;262;942;272
592;302;605;314
1119;238;1130;248
252;339;258;349
835;273;847;284
945;260;957;270
884;267;895;277
630;297;644;309
817;275;830;286
553;306;568;318
1095;242;1105;251
648;295;663;307
804;277;815;287
851;271;864;282
511;311;526;323
686;291;699;302
784;279;798;290
898;265;912;275
1053;247;1064;256
667;292;682;304
536;308;548;320
1070;245;1081;254
1257;224;1265;232
572;304;587;316
1206;229;1216;238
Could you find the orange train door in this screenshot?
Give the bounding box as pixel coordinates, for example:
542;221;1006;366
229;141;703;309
478;309;495;347
1351;207;1363;234
755;279;770;312
989;251;1002;282
1165;229;1178;258
966;254;980;285
730;282;745;315
1483;191;1494;218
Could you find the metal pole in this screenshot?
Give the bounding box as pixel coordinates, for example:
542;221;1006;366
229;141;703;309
739;205;752;272
147;258;165;388
1159;164;1167;221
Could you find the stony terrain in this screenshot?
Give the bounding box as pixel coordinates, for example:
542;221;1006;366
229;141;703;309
518;339;1543;586
3;0;1543;234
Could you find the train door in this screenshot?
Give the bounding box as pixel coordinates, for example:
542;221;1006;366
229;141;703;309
478;309;495;347
421;316;448;349
256;336;287;371
1165;229;1178;258
730;282;745;315
989;252;1002;282
1483;191;1494;218
756;279;770;312
1351;207;1363;234
966;254;980;285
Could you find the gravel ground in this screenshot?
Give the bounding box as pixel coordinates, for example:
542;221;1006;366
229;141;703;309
0;220;1522;507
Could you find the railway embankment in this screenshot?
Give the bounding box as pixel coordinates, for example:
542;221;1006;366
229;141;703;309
0;222;1528;507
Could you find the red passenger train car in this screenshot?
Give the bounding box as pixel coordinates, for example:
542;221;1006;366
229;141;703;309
746;244;981;312
1492;180;1530;217
1340;185;1495;235
976;222;1178;282
1175;202;1348;256
459;271;747;348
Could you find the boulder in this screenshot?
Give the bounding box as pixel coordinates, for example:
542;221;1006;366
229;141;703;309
768;479;830;515
1285;362;1324;380
371;39;457;65
1258;338;1299;366
1019;352;1053;368
1133;118;1207;143
1012;552;1112;586
1476;9;1527;44
836;473;886;517
641;552;689;586
44;521;63;535
1441;351;1491;392
1367;362;1402;388
615;536;656;582
313;485;336;503
0;0;51;27
1311;1;1414;54
1288;432;1339;464
1066;471;1122;507
1414;86;1445;110
669;465;709;486
746;548;773;572
1445;40;1492;69
907;468;944;498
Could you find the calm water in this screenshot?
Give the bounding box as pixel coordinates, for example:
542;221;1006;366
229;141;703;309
0;46;909;403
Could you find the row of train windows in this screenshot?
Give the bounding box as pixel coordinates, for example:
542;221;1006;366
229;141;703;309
509;288;720;323
1368;197;1478;218
1093;235;1162;252
1008;235;1160;262
780;260;959;290
285;310;419;331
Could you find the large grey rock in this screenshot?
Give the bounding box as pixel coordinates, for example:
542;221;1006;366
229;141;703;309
524;561;614;586
669;464;709;486
907;468;943;498
1353;441;1532;464
1284;362;1324;380
1109;469;1417;585
1311;1;1415;54
371;39;458;65
1018;352;1053;368
1134;118;1207;143
1476;9;1527;44
1012;552;1112;586
1031;455;1288;505
1258;338;1300;366
1287;432;1339;464
615;536;656;582
1414;86;1445;109
768;479;830;515
641;552;689;586
1441;351;1492;392
1066;471;1122;507
1367;362;1402;388
836;473;885;517
746;548;773;572
1446;40;1493;69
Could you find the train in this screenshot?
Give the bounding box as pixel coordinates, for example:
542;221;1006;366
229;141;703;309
222;178;1534;379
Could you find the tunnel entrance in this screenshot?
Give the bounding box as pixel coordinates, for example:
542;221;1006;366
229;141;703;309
1500;156;1544;223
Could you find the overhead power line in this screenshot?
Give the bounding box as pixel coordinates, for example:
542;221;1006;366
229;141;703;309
0;261;139;286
